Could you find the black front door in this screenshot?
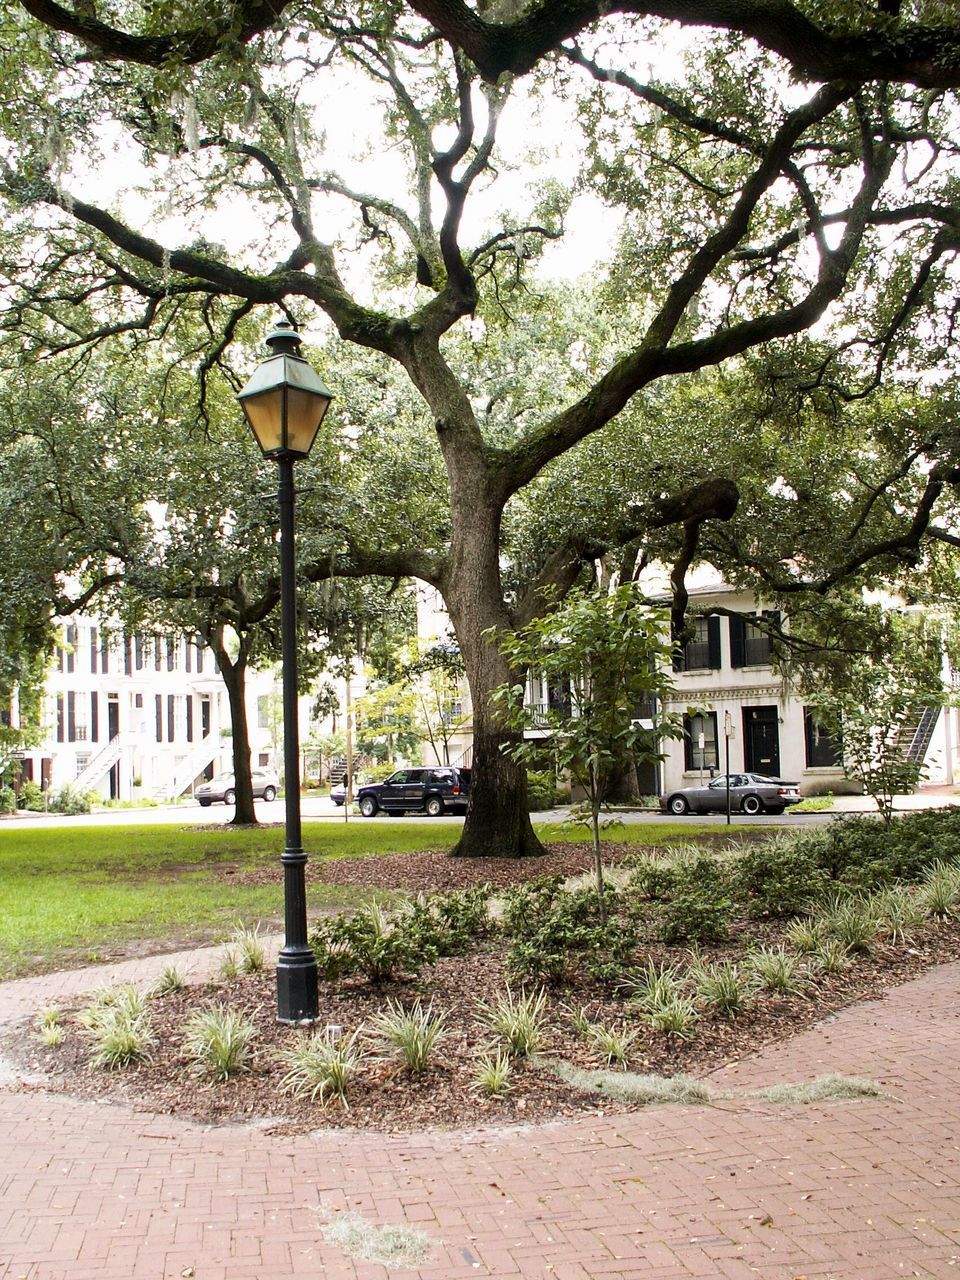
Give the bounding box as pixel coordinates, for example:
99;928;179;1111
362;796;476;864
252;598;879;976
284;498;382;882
743;706;781;776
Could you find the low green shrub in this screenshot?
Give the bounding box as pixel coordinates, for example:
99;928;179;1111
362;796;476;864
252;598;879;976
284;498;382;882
404;885;492;958
658;856;733;943
734;834;829;919
502;878;636;985
0;785;16;815
787;810;960;893
48;785;93;815
310;902;438;984
16;780;45;812
526;770;562;811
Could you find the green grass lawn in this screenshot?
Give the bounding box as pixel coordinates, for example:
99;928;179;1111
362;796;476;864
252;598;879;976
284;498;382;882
0;817;717;980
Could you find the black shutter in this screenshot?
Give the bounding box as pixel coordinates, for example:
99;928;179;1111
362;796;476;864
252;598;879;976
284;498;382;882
167;695;175;741
707;615;721;669
186;697;194;743
56;695;65;743
67;691;76;741
155;694;163;742
90;692;99;743
729;615;746;668
90;626;98;674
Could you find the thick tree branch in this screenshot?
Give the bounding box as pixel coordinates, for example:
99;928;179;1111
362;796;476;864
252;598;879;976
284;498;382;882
18;0;292;64
407;0;960;91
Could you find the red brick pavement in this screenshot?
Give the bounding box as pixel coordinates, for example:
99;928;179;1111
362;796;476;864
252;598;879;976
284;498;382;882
2;948;960;1279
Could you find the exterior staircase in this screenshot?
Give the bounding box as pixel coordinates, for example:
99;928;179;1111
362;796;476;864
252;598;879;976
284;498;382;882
152;737;221;801
900;707;941;764
73;735;126;792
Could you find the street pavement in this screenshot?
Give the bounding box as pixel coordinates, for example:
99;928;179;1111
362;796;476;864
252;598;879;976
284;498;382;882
4;784;958;831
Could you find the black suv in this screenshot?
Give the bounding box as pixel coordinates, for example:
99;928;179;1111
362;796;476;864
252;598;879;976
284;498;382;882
356;767;471;817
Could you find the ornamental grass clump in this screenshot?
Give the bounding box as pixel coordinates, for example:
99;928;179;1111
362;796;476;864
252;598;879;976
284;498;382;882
150;964;187;996
585;1019;640;1067
231;923;266;973
870;885;926;943
368;999;447;1076
815;938;852;973
820;893;881;953
625;960;687;1012
479;986;548;1058
86;1010;154;1070
278;1028;364;1107
785;916;824;954
183;1004;257;1081
472;1049;513;1098
35;1008;65;1047
77;987;154;1070
917;861;960;920
689;958;751;1015
746;944;807;993
647;996;699;1040
76;983;149;1029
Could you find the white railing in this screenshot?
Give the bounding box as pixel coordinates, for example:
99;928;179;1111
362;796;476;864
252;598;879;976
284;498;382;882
73;734;125;792
153;737;222;800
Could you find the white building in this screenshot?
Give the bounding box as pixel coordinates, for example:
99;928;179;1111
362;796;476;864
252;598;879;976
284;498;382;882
415;580;958;797
14;618;329;802
661;583;958;795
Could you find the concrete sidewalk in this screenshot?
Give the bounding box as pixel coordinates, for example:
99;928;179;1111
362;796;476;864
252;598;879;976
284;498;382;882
2;942;960;1278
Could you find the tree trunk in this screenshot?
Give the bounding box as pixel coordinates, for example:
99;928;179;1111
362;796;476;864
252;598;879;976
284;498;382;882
443;516;544;859
209;626;257;826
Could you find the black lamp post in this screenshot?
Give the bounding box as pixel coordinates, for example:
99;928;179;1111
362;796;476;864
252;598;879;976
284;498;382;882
238;319;333;1023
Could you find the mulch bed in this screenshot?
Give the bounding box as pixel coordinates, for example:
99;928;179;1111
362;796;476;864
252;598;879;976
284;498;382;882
8;842;960;1135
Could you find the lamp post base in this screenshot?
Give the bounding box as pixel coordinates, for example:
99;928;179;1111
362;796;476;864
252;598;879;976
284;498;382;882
276;947;319;1024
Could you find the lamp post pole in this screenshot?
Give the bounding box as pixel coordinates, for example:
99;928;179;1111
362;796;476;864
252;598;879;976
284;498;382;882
275;453;318;1022
238;318;333;1024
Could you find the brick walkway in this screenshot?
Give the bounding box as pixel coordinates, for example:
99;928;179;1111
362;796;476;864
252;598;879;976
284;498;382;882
2;948;960;1280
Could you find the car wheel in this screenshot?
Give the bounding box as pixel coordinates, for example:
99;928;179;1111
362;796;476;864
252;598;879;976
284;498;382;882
198;799;211;808
667;794;689;815
425;796;444;817
261;786;277;802
741;794;764;815
223;789;236;806
359;796;378;817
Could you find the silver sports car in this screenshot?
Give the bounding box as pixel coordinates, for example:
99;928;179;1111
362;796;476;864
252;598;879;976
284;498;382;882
660;773;802;816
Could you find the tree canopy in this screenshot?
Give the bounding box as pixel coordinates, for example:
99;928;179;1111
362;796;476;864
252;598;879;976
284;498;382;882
2;0;959;854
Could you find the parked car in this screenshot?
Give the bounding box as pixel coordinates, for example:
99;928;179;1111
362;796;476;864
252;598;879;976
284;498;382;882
330;781;346;806
196;769;279;807
356;767;471;817
660;772;801;816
